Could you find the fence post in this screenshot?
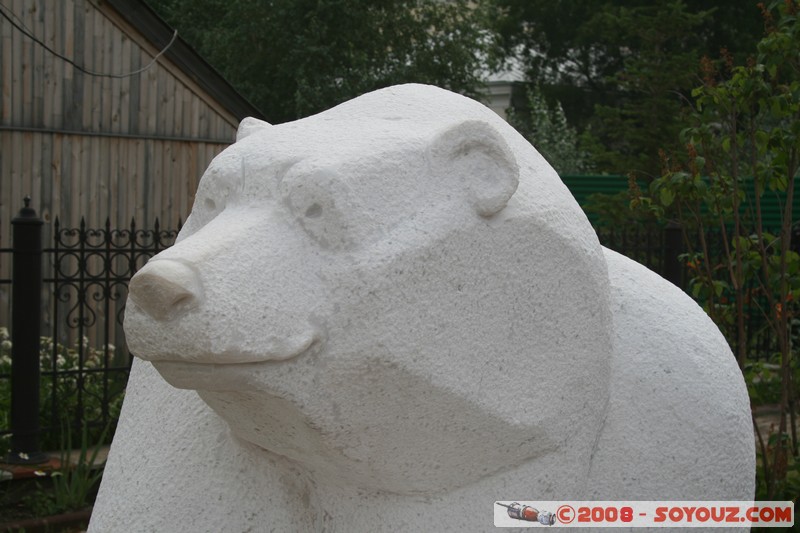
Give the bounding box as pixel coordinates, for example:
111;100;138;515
7;196;47;464
663;222;683;288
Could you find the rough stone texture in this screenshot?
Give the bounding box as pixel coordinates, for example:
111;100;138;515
90;84;753;532
588;249;755;502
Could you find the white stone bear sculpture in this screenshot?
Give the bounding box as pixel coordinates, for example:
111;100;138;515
90;84;754;532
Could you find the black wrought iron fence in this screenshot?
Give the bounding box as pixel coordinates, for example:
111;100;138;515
596;225;780;365
597;223;683;285
0;197;783;460
0;200;179;461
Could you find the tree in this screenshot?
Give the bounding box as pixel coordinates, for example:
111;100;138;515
585;2;709;178
508;85;591;175
147;0;497;123
636;0;800;498
492;0;765;178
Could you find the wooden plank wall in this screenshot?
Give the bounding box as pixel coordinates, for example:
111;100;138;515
0;0;239;243
0;0;243;328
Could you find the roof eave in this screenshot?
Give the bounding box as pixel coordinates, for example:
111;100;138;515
105;0;266;122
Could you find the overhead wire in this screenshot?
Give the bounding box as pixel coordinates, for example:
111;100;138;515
0;4;178;79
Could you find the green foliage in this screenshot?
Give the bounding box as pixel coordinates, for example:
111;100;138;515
0;327;125;456
586;1;710;178
637;0;800;336
50;422;109;513
583;186;663;228
148;0;498;123
0;424;107;520
634;0;800;499
19;483;61;518
508;85;592;175
492;0;764;178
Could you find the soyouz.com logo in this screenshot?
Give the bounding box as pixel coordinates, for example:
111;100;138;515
493;501;794;527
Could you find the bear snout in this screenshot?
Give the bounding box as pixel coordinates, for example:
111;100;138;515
128;259;203;321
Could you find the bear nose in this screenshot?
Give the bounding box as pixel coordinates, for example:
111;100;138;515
128;259;202;321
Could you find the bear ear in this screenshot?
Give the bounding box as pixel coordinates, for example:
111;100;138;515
428;120;519;217
236;117;272;142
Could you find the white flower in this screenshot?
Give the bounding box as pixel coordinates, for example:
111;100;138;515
17;452;29;460
1;340;11;350
33;470;47;477
0;327;8;339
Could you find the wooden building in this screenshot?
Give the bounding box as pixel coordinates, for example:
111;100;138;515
0;0;263;249
0;0;263;332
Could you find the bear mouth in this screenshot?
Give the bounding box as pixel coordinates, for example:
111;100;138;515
149;334;323;392
153;360;275;391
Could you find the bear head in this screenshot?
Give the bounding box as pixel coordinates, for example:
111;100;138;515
124;84;613;495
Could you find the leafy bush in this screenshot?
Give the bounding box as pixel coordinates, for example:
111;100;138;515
508;84;593;175
0;326;126;456
633;0;800;499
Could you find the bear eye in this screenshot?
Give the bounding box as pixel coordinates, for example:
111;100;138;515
192;182;230;228
188;152;247;232
282;172;354;250
304;203;323;218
